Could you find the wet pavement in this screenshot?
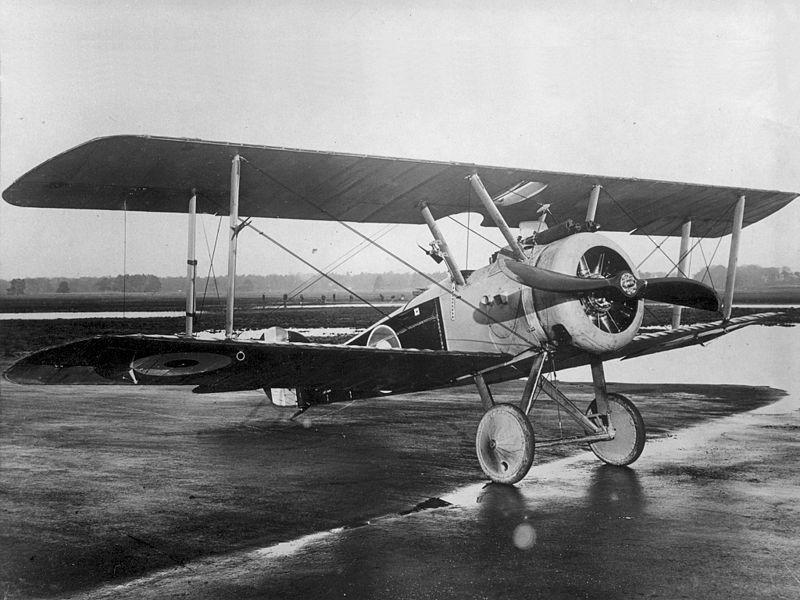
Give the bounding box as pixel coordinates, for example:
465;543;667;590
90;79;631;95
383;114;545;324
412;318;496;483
54;394;800;600
1;326;798;599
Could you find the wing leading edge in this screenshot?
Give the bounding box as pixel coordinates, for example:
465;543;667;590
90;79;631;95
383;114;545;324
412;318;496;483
3;135;797;237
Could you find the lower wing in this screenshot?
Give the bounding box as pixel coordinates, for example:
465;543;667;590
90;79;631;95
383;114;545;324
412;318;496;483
4;313;783;398
613;312;783;360
4;334;508;398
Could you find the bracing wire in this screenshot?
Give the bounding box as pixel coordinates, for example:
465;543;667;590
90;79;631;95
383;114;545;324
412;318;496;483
258;222;398;322
601;187;688;274
608;185;737;280
238;156;538;348
196;214;223;329
445;213;503;250
693;205;735;292
194;191;389;317
200;213;223;298
665;204;737;281
241;221;390;317
636;233;678;271
697;235;726;290
283;223;396;301
240;157;448;290
201;217;223;300
602;187;736;327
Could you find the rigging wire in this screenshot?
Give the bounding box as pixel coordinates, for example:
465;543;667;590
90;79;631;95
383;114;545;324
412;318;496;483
240;157;449;290
635;233;678;271
200;213;223;298
258;222;398;322
665;236;711;278
239;156;538;347
607;185;737;279
241;221;390;317
444;213;503;250
651;204;734;305
691;204;735;292
602;187;736;327
696;236;725;291
194;191;389;317
283;223;396;301
583;188;672;327
601;187;688;274
663;204;737;281
196;214;223;329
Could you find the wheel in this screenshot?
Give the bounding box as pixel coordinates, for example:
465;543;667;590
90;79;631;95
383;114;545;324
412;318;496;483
586;393;645;466
476;404;535;484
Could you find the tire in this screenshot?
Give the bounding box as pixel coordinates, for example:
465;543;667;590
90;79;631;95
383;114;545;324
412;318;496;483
476;404;535;484
586;393;646;466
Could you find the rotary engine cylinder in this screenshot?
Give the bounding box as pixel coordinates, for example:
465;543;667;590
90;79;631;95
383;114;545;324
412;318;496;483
530;232;643;354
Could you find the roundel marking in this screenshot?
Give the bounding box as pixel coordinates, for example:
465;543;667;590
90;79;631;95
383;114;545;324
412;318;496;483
132;352;233;377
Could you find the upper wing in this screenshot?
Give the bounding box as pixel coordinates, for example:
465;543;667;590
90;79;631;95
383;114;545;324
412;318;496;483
3;334;508;397
3;135;796;237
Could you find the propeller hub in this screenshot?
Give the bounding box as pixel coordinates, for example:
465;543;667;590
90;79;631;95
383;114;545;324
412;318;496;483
619;272;639;297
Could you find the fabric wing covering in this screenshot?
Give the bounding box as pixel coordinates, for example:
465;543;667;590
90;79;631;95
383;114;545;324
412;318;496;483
4;135;796;237
4;314;778;396
3;334;509;396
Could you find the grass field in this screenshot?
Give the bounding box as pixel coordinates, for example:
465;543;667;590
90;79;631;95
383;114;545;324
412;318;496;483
2;285;798;313
0;291;408;314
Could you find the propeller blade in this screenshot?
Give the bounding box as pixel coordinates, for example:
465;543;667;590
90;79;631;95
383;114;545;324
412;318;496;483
502;260;616;294
639;277;720;312
502;260;720;312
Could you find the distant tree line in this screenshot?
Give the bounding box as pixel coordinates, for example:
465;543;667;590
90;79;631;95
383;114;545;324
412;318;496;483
7;265;796;296
2;271;445;296
95;274;162;293
639;265;800;290
4;274;162;295
693;265;800;290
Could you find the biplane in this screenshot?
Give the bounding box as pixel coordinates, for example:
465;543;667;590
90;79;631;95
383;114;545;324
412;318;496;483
4;135;797;484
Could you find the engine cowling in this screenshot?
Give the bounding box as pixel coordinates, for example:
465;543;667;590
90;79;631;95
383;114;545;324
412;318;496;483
529;232;644;354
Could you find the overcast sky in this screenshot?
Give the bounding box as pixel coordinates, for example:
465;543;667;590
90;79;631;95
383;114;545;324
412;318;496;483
1;0;799;282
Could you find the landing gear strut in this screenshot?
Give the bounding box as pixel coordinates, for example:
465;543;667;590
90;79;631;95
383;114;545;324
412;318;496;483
474;354;646;484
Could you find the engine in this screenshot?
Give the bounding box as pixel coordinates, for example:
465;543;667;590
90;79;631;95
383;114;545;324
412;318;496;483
527;232;644;354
